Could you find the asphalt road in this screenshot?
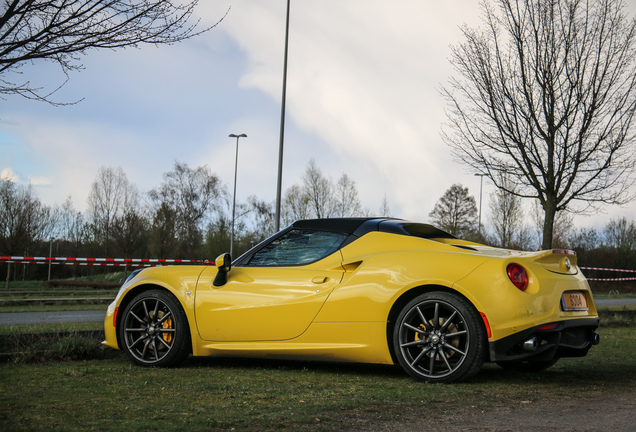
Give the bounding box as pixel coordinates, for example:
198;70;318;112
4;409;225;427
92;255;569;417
595;298;636;305
0;298;633;326
0;310;106;326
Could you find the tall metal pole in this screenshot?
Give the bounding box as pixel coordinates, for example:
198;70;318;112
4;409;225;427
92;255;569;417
275;0;291;232
229;133;247;256
48;237;54;281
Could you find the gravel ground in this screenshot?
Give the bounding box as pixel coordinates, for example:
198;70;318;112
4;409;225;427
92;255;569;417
344;391;636;432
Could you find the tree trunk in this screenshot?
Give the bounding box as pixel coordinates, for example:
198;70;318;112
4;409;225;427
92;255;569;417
542;200;557;250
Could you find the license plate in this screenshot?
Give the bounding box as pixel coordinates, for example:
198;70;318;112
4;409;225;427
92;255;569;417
562;292;588;311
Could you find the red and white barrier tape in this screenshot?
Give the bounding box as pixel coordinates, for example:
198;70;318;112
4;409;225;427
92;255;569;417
580;266;636;281
1;258;632;279
0;256;213;267
585;278;636;281
580;266;636;273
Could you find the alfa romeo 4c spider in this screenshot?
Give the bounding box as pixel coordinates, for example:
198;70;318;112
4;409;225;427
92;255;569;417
103;218;600;383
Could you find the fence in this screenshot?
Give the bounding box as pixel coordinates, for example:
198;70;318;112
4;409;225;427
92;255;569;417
579;267;636;281
1;257;634;281
0;256;212;267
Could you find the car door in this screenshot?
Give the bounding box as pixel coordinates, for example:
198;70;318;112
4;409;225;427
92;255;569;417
194;229;346;342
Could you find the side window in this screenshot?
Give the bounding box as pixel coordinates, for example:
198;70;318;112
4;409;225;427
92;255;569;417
247;229;346;266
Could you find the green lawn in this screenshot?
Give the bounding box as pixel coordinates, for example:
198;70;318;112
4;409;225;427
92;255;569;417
0;326;633;432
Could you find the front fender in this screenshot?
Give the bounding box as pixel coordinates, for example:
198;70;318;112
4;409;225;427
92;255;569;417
103;266;209;350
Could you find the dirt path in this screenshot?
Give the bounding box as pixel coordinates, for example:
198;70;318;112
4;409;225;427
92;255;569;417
347;391;636;431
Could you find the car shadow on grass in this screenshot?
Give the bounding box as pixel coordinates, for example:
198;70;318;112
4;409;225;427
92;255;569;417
177;354;635;389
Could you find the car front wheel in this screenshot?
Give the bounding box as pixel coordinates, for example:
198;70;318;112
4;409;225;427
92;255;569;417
393;291;487;383
119;290;191;367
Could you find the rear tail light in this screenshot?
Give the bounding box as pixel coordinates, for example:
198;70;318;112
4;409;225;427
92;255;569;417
507;263;529;291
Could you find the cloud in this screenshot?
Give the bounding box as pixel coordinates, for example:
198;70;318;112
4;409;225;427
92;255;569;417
0;0;633;230
26;175;52;186
213;0;484;218
0;167;18;182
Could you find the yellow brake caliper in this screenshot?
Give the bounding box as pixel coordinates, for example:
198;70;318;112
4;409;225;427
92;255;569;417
161;314;174;344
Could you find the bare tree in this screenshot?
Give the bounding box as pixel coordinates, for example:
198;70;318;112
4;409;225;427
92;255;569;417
148;202;179;258
282;160;366;222
1;178;55;286
243;195;275;239
56;196;88;254
442;0;636;249
428;184;478;237
282;184;310;226
333;173;362;217
488;177;524;248
0;178;54;255
302;159;334;219
111;208;148;257
379;194;391;217
604;217;636;250
149;161;224;257
87;166;138;255
0;0;226;104
530;198;573;249
569;226;602;251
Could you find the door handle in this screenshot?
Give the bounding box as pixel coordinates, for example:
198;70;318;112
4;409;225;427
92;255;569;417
312;276;329;284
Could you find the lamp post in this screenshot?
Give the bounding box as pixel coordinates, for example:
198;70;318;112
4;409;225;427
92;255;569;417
474;174;485;236
229;133;247;256
275;0;291;231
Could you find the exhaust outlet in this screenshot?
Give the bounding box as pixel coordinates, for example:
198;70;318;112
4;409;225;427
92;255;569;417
592;332;600;345
523;337;539;352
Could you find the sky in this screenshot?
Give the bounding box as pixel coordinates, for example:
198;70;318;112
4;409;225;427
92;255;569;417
1;0;635;233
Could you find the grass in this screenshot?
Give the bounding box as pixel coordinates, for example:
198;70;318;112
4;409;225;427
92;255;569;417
0;277;633;430
0;322;108;363
0;325;634;432
0;321;103;336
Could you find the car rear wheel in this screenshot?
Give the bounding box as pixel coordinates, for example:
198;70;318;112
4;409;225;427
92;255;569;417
393;291;487;383
119;290;191;367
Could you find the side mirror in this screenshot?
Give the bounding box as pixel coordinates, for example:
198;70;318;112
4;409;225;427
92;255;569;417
213;253;232;286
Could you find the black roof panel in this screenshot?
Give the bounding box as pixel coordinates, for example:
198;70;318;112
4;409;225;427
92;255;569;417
291;218;378;235
291;218;455;240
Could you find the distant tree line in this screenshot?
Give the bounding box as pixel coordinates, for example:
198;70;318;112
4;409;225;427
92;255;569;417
1;160;634;283
0;159;386;281
428;183;636;273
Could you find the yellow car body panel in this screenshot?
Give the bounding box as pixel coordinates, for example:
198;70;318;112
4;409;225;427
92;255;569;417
193;322;391;364
314;232;490;323
453;250;595;340
102;265;206;350
193;252;345;342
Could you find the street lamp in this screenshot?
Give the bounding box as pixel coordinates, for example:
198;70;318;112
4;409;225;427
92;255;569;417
229;133;247;256
474;173;485;236
275;0;291;231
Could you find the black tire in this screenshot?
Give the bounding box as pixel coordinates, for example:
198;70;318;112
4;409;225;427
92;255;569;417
496;358;559;372
393;291;487;383
119;290;191;367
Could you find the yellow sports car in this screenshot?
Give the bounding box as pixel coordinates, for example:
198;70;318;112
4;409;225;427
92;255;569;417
103;218;599;383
